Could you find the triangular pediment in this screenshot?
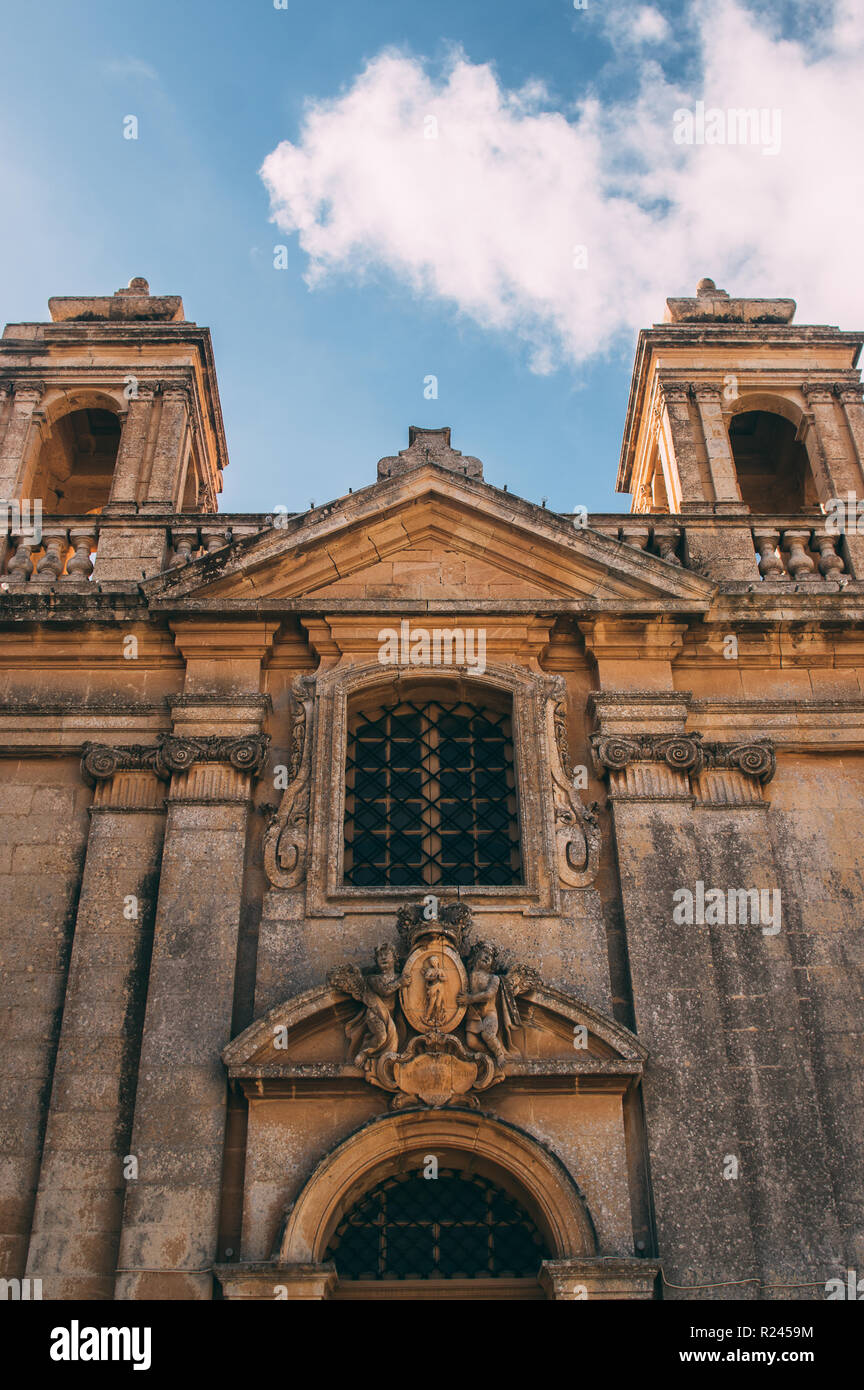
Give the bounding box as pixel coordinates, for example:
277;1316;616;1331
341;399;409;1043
223;982;646;1078
146;465;714;612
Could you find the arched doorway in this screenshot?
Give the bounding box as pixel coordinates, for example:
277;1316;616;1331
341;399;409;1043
274;1109;596;1300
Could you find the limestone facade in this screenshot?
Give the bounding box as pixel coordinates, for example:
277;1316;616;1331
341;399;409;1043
1;277;862;1300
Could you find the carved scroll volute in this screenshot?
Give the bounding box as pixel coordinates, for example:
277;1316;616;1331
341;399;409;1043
545;683;601;888
264;675;316;888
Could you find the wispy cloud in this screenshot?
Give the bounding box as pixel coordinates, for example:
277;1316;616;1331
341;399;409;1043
260;0;864;372
100;57;160;83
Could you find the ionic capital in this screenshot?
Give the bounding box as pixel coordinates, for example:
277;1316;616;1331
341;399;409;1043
81;732;271;786
802;382;835;405
690;382;723;403
159;381;192;406
590;732;704;777
589;732;775;786
12;382;46;405
660;382;691;406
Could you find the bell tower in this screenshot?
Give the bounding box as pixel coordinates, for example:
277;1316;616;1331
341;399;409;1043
0;277;228;581
617;278;864;577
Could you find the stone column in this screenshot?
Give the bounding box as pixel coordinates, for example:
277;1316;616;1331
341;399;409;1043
692;757;843;1291
25;757;166;1300
0;381;12;456
802;382;864;576
802;383;861;494
0;382;14;575
691;384;742;504
835;381;864;476
144;385;191;507
105;386;155;507
832;382;864;578
94;384;174;582
114;727;269;1300
0;383;44;500
660;383;711;508
590;724;759;1299
671;384;759;579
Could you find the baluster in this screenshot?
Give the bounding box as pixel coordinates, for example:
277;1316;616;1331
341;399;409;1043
200;526;228;554
653;526;682;566
813;531;845;579
619;526;650;551
782;528;817;580
34;527;69;581
169;527;199;567
65;526;97;582
753;528;786;580
5;534;38;583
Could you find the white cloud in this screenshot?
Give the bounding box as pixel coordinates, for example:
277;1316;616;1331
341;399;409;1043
260;1;864;371
609;6;671;45
634;8;670;42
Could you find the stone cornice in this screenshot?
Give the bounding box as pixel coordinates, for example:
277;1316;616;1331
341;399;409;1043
168;693;272;711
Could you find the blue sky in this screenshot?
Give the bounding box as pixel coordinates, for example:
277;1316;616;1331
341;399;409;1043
1;0;859;515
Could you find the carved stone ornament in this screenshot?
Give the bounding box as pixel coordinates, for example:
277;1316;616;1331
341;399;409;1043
263;675;315;888
591;731;705;777
155;733;269;777
81;733;269;785
702;739;776;784
327;901;541;1109
546;679;601;887
590;732;775;786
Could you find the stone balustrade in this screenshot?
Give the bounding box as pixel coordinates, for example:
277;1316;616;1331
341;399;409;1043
2;522;99;585
751;524;846;581
0;513;280;584
589;519;684;566
0;507;855;588
580;512;854;583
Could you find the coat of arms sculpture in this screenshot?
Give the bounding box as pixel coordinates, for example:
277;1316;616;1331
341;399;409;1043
327;899;541;1108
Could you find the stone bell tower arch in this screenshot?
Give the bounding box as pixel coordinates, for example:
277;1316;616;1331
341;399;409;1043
0;276;229;581
617;277;864;578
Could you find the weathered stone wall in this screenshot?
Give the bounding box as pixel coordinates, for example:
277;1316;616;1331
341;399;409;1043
0;758;90;1277
767;753;864;1271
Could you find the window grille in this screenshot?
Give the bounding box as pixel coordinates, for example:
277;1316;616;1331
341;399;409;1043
343;697;522;887
325;1169;548;1279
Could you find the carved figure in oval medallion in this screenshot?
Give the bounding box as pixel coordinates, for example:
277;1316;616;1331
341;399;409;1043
422;956;448;1029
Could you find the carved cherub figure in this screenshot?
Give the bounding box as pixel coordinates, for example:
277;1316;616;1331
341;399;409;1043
328;942;409;1068
458;942;540;1066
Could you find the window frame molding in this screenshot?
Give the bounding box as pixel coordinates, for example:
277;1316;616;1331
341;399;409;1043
300;661;573;917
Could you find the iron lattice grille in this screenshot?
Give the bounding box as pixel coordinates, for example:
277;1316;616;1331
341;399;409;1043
325;1169;549;1280
343;698;522;887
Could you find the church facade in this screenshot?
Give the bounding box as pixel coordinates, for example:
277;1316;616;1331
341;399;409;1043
1;277;862;1301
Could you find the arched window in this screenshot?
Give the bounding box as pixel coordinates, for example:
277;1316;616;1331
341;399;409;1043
30;406;121;514
343;692;522;887
728;409;817;512
325;1169;549;1280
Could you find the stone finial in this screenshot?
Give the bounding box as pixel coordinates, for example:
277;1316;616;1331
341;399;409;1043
377;426;484;480
696;277;727;297
117;276;150;296
665;279;795;325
